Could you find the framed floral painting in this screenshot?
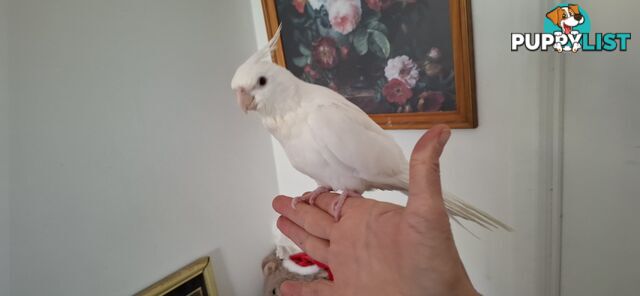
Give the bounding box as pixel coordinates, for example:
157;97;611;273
261;0;477;129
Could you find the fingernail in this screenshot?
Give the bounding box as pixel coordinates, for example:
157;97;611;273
439;127;451;145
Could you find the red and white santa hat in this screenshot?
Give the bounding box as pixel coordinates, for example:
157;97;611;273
283;252;334;281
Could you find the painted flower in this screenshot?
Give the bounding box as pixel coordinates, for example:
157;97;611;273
326;0;362;35
312;37;338;69
424;61;444;78
384;55;420;88
403;104;413;113
308;0;327;9
428;47;442;60
365;0;393;11
304;65;320;79
340;45;350;59
292;0;307;14
365;0;381;11
328;81;338;91
418;91;445;112
383;79;413;105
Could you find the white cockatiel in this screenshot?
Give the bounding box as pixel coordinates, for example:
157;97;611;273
231;26;510;231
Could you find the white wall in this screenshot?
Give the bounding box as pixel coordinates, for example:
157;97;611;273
561;1;640;295
7;0;278;295
0;0;11;294
251;0;556;295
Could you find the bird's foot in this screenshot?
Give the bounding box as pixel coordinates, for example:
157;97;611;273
331;190;362;221
291;186;332;209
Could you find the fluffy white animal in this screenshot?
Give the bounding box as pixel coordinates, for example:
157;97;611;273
231;26;510;231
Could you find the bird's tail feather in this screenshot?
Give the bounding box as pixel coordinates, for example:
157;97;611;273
400;190;513;232
443;193;513;231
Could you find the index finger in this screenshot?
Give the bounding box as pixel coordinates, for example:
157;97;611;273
273;195;335;239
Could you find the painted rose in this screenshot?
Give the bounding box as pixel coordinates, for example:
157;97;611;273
365;0;393;11
326;0;362;35
418;91;445;112
308;0;327;9
383;79;413;105
384;55;420;88
312;37;339;69
292;0;307;14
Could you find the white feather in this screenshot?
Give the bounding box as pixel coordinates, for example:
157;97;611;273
231;28;511;231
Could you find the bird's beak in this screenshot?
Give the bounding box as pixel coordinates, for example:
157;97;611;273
235;88;256;113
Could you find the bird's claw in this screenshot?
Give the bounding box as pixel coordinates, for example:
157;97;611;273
292;188;362;221
330;190;363;221
291;186;332;209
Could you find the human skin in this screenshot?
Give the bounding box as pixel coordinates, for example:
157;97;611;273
272;125;479;296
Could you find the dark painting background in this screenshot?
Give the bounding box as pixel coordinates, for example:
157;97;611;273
274;0;457;114
166;274;209;296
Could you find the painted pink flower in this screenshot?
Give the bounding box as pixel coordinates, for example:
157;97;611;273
383;79;413;105
340;45;350;59
384;55;419;88
312;37;338;69
327;0;362;35
292;0;307;14
418;91;445;112
366;0;393;11
366;0;382;11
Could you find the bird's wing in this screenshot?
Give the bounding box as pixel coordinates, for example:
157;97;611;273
303;85;512;231
305;88;408;188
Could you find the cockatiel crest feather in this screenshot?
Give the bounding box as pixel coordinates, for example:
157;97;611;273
248;24;281;64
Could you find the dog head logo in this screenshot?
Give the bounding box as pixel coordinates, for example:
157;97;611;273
542;4;592;52
546;5;585;34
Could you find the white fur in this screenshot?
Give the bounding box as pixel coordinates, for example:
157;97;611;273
282;258;321;276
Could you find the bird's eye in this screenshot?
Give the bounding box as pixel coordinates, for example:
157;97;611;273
258;76;267;87
271;288;277;295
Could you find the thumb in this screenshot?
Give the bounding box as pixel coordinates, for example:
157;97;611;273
406;124;451;216
280;280;333;296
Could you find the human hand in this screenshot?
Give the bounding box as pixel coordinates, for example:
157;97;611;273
272;125;478;296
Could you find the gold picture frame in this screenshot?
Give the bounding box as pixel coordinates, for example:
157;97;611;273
135;257;218;296
261;0;478;129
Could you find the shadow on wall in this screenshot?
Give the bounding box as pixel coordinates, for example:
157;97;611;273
210;248;236;296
